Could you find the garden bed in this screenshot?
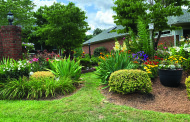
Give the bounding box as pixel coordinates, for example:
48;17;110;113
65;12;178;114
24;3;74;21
81;67;96;74
100;72;190;114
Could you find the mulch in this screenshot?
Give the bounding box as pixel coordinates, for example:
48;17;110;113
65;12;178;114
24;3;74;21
100;72;190;114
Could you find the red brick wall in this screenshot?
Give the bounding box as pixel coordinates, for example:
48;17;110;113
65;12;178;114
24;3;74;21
82;38;124;55
0;25;22;60
82;35;179;55
157;35;179;46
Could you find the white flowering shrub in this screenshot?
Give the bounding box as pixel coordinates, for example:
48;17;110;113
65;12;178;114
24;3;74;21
0;58;31;82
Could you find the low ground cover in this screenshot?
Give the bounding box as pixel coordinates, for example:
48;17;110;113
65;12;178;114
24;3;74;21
0;72;190;121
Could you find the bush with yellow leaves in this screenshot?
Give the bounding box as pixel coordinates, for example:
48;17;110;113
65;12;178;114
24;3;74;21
30;71;55;79
109;69;152;94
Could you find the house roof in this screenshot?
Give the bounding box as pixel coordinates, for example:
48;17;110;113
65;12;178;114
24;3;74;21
83;9;190;45
83;25;127;45
168;9;190;25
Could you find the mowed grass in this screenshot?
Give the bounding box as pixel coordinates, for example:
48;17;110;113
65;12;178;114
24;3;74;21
0;72;190;121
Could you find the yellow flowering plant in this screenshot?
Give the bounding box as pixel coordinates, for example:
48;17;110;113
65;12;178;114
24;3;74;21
158;55;186;70
96;41;136;84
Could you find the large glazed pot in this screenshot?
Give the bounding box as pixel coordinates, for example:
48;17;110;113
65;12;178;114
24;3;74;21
159;69;183;87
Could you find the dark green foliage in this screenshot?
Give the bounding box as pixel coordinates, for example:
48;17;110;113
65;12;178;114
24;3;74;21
48;56;82;81
96;51;133;84
93;47;108;57
0;0;35;28
80;58;92;70
112;0;190;49
93;28;102;36
109;69;152;94
137;17;154;57
34;2;90;56
90;57;99;66
0;76;75;100
185;76;190;99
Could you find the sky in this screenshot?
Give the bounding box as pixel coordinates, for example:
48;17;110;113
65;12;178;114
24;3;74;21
32;0;116;35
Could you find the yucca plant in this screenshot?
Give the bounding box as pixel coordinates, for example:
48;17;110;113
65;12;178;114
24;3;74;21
48;56;82;80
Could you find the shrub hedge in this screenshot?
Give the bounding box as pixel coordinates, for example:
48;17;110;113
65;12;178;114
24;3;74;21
108;69;152;94
93;46;108;57
185;76;190;99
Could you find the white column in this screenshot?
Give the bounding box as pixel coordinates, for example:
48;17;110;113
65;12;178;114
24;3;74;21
174;30;176;46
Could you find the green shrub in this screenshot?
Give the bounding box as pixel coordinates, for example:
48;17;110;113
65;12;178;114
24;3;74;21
0;76;75;100
108;69;152;94
93;46;108;57
185;76;190;99
48;56;82;80
80;58;92;70
90;57;99;66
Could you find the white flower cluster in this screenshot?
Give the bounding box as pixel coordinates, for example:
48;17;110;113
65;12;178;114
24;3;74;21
159;64;181;70
0;60;31;73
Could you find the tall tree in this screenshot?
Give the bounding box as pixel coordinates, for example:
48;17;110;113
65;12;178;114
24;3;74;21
113;0;190;49
93;28;102;36
0;0;36;28
35;2;90;56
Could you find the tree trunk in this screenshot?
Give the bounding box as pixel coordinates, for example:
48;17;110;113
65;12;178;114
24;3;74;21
154;31;162;51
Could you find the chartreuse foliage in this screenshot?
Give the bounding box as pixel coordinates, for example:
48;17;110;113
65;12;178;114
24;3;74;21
185;76;190;99
109;69;152;94
30;71;55;79
0;72;190;121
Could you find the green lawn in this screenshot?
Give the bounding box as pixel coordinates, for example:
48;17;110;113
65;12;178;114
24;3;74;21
0;72;189;121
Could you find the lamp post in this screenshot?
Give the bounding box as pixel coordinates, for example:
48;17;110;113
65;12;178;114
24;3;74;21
88;42;91;59
7;11;14;25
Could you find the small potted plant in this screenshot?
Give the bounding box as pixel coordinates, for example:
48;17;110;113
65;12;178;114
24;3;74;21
158;55;184;87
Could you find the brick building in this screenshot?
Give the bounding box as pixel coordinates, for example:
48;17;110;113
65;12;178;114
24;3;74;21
83;9;190;55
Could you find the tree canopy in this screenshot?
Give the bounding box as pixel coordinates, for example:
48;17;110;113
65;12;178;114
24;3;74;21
93;28;103;36
0;0;36;28
113;0;190;49
34;2;90;54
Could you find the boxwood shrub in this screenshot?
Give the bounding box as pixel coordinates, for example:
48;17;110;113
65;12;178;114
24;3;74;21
108;69;152;94
185;76;190;99
93;46;108;57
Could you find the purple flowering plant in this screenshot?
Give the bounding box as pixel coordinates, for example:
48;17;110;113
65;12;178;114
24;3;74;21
132;51;148;63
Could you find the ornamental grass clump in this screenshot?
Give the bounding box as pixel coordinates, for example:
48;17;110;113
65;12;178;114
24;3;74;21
0;76;75;100
96;41;135;84
108;69;152;94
